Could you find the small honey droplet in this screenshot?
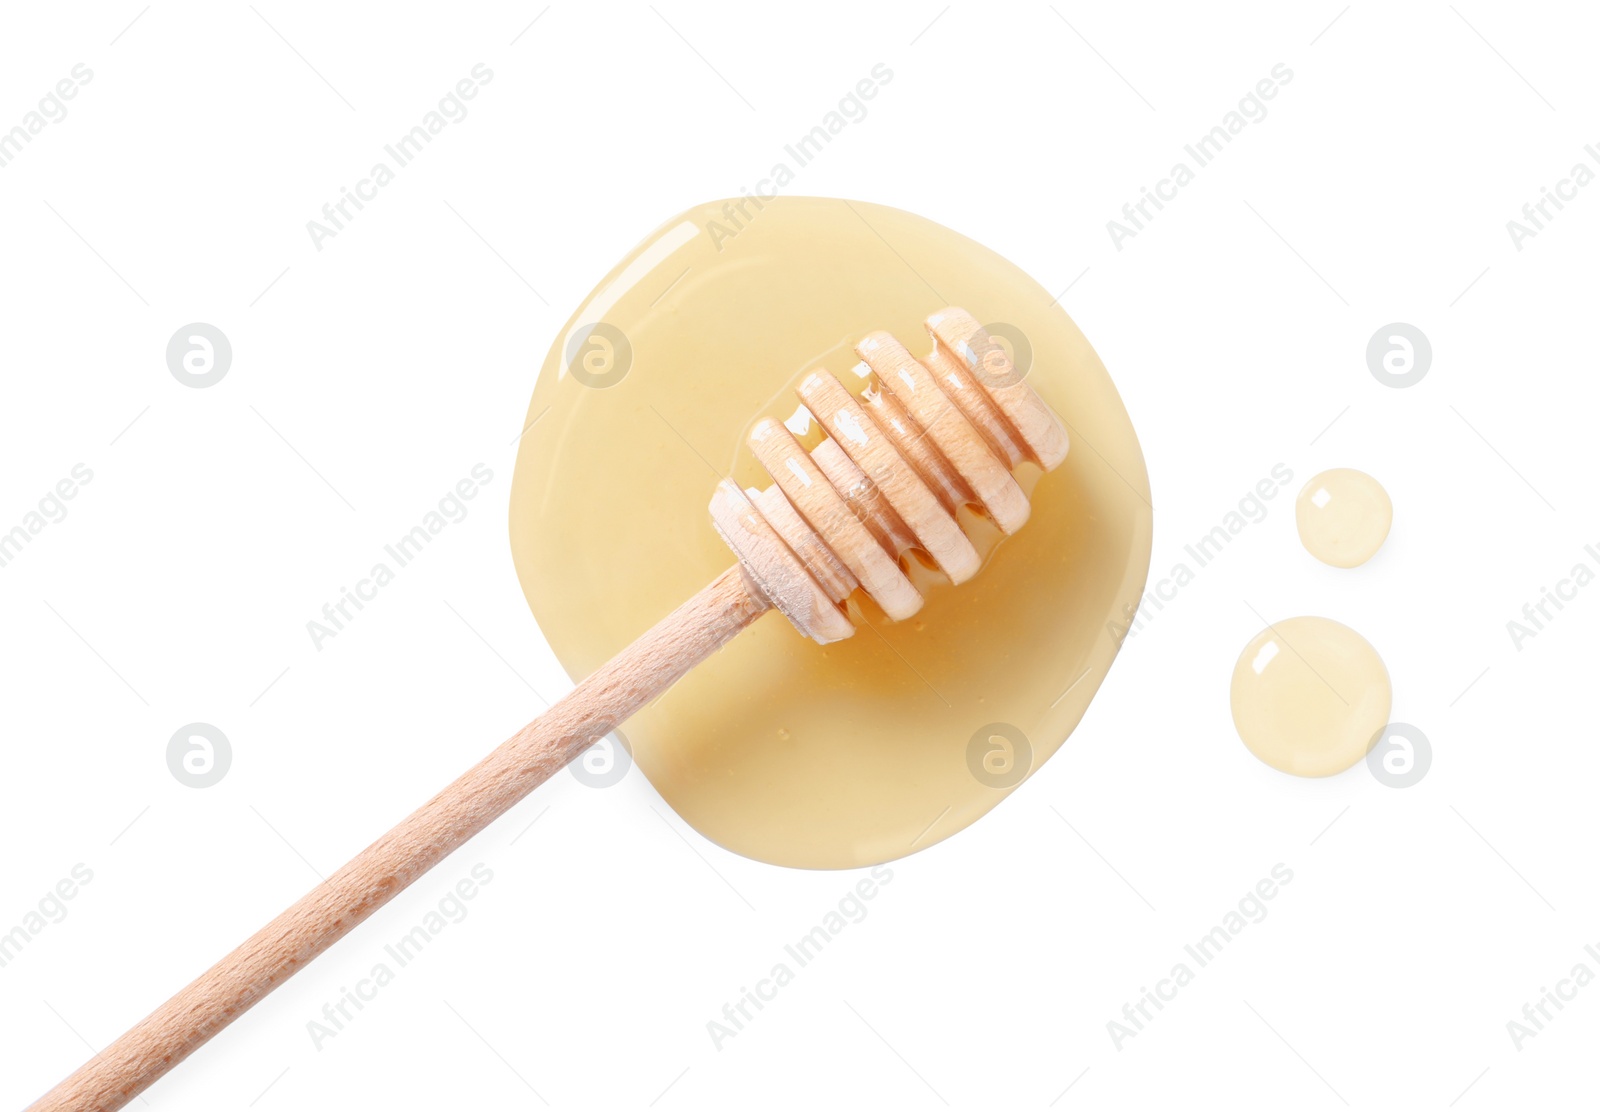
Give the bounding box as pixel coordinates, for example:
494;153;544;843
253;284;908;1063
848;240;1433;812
1296;468;1392;568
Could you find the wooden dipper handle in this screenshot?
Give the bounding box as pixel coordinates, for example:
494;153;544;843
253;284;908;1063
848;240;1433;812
28;566;770;1112
31;306;1066;1110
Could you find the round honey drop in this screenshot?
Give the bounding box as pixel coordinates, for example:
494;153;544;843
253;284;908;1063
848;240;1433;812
1296;468;1392;568
1230;616;1391;778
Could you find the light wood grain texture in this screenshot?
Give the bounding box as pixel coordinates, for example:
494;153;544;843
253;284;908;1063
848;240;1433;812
799;369;980;584
749;415;923;621
928;307;1070;469
708;480;853;644
856;330;1030;534
751;483;857;603
27;566;770;1112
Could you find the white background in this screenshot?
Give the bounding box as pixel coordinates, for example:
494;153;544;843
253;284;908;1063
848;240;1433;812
1;2;1596;1109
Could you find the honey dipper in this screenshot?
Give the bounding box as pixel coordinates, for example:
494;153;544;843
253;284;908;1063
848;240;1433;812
30;307;1068;1111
